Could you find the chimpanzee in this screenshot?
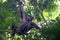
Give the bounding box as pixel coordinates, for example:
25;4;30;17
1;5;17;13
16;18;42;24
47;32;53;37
11;0;41;36
11;15;41;36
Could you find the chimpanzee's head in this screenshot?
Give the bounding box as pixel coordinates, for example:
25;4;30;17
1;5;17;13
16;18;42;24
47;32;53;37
26;15;34;22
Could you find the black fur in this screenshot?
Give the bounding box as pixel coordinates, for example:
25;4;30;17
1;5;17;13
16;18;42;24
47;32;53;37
11;15;40;36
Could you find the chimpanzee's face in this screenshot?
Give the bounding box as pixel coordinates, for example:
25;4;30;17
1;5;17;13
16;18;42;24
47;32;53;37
26;15;34;22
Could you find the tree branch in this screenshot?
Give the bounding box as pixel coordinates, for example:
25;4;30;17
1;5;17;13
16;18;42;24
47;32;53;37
35;0;49;27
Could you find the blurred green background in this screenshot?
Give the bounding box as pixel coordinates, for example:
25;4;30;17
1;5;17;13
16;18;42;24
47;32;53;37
0;0;60;40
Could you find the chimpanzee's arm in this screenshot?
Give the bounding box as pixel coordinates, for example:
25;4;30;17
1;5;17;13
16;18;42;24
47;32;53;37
17;0;26;22
31;22;41;31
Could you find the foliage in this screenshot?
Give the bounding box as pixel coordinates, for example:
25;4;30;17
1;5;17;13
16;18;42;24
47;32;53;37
0;0;60;40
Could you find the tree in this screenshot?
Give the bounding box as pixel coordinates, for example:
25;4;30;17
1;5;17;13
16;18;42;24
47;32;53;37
0;0;59;40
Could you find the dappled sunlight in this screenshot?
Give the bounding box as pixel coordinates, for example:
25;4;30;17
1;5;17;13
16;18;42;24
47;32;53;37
0;0;7;3
0;0;60;40
3;0;6;3
43;0;60;20
57;0;60;13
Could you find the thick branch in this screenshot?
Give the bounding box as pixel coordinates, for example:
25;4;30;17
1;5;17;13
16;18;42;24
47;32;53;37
34;0;49;27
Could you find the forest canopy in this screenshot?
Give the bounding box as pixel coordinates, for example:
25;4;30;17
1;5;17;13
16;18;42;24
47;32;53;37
0;0;60;40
